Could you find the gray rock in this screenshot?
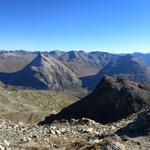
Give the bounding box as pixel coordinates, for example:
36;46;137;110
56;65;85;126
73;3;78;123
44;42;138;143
4;140;9;147
106;141;126;150
0;145;4;150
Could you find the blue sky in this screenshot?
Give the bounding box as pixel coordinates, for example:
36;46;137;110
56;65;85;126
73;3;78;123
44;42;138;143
0;0;150;53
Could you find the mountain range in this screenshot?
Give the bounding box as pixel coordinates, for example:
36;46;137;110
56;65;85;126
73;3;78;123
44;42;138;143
1;50;150;149
49;50;118;77
0;50;150;90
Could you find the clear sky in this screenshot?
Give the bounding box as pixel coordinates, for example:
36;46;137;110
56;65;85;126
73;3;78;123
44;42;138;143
0;0;150;53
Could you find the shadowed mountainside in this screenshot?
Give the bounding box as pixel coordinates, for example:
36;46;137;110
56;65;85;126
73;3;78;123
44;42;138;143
133;52;150;66
39;76;150;125
81;54;150;90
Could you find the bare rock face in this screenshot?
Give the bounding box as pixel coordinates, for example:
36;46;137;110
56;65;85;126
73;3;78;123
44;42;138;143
40;76;150;124
0;53;81;90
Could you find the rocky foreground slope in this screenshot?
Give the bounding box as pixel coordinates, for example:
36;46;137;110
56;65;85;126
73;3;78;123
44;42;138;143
0;109;150;149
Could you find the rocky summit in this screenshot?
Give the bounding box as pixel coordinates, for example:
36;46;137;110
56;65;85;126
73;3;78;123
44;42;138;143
40;76;150;124
0;53;81;90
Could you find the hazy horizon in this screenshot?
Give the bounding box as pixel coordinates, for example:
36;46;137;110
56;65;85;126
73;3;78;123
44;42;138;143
0;49;150;55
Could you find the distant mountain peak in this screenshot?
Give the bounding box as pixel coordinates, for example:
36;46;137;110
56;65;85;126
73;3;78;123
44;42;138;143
37;52;43;59
26;52;46;68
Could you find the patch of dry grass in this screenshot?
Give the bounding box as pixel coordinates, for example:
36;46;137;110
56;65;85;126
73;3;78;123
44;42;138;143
0;87;88;123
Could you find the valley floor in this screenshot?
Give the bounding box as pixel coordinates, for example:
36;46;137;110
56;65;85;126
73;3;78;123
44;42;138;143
0;87;87;124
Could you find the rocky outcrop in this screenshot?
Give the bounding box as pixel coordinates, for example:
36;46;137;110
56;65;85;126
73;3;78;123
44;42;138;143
0;53;81;90
40;76;150;124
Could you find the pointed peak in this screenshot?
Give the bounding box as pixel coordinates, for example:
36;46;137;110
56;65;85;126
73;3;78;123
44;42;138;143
27;52;50;67
36;52;49;61
37;52;43;59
